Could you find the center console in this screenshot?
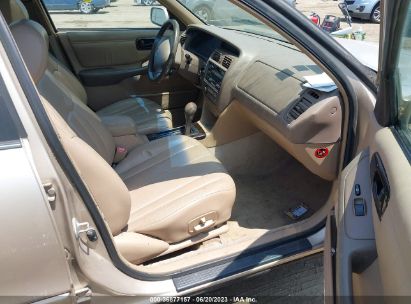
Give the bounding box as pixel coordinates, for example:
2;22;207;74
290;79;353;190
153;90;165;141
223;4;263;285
146;124;206;141
203;51;233;104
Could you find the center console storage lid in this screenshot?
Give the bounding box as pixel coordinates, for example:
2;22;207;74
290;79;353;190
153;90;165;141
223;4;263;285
100;115;137;137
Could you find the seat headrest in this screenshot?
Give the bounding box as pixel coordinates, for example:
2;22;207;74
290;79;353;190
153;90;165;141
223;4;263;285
0;0;29;25
10;19;49;84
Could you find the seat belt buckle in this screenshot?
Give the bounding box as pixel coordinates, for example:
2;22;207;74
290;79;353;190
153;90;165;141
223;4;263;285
113;146;128;164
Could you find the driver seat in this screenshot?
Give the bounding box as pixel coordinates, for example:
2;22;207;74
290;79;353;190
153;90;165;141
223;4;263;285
44;55;174;135
0;0;173;135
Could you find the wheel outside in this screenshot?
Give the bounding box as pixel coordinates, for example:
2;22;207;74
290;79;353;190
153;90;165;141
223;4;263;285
79;1;94;14
371;3;381;23
142;0;154;5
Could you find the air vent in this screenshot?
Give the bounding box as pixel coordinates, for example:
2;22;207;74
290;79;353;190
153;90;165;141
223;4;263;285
287;98;315;123
309;91;320;99
222;56;233;69
212;51;222;63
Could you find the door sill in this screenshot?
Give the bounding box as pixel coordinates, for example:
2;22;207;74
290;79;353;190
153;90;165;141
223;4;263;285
172;228;325;293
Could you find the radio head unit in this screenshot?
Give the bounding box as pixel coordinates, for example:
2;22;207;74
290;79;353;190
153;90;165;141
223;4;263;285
203;51;234;104
204;61;225;103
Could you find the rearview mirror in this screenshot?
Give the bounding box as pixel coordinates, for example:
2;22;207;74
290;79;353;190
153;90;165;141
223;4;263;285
151;7;169;27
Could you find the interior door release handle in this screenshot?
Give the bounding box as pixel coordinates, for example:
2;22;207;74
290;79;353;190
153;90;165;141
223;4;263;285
136;38;155;51
370;153;390;220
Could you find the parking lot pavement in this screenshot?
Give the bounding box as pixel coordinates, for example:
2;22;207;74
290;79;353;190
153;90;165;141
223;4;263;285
49;0;157;29
297;0;381;42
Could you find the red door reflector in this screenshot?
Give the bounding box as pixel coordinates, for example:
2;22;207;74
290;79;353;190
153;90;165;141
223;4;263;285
315;148;329;159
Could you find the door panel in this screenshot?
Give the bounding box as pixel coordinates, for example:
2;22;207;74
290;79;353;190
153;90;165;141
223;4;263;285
324;214;335;302
60;30;156;70
334;150;378;299
334;127;411;300
334;0;411;300
84;75;199;112
58;30;199;114
352;259;383;300
369;128;411;295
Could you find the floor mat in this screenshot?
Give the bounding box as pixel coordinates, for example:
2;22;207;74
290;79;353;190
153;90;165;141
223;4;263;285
231;158;332;230
201;253;324;303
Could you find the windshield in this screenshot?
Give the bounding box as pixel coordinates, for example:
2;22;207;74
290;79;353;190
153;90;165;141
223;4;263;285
176;0;380;70
177;0;287;40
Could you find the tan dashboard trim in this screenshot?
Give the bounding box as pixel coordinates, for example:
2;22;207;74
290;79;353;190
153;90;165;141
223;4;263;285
202;100;339;181
199;100;259;148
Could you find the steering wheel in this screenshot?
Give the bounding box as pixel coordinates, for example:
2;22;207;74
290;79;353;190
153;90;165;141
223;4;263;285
148;19;180;82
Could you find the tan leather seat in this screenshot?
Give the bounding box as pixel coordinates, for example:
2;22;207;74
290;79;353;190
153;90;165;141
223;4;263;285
0;0;27;24
116;136;235;243
10;19;236;261
0;0;173;135
44;55;173;135
97;95;173;135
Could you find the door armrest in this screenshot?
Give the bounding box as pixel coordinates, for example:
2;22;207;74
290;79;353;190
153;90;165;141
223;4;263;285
79;66;148;87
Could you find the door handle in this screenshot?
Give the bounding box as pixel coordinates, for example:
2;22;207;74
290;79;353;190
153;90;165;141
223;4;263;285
136;38;155;51
370;153;390;220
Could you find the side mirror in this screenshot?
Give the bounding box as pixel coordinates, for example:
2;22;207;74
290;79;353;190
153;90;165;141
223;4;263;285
151;7;169;26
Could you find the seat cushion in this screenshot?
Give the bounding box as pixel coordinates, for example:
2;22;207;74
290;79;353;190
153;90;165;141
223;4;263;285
97;97;173;135
115;136;236;243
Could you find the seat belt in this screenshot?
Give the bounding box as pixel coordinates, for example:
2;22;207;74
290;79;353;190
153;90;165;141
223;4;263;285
113;146;129;165
49;33;75;73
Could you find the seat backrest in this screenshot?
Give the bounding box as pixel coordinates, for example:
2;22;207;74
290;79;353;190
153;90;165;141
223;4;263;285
43;98;131;236
0;0;29;25
10;19;131;235
38;63;116;163
10;17;116;163
0;0;89;106
47;54;88;105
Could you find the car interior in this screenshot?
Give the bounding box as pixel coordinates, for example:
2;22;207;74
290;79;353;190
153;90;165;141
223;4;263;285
1;0;343;275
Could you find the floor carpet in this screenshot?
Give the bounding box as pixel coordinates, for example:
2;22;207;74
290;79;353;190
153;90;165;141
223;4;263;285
231;157;333;230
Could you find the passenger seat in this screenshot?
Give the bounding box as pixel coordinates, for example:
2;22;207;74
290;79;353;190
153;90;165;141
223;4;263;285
10;19;236;264
0;0;173;135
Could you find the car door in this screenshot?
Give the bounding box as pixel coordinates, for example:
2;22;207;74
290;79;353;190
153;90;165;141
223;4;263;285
42;0;57;10
0;59;73;302
41;0;199;121
45;0;74;10
58;0;77;11
325;0;411;301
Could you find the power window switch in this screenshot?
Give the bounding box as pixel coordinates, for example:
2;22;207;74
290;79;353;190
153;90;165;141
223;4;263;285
355;184;361;196
353;198;366;216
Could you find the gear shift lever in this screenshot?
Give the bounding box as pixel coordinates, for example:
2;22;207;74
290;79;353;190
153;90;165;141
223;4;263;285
184;102;197;136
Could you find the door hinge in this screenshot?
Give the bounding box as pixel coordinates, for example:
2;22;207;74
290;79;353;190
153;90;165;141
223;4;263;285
72;218;98;243
43;183;57;209
75;287;92;304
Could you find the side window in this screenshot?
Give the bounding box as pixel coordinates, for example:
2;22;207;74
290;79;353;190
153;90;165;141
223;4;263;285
397;4;411;141
42;0;167;30
0;87;21;148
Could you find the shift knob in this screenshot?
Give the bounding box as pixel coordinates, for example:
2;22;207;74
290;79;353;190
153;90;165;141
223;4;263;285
185;102;197;136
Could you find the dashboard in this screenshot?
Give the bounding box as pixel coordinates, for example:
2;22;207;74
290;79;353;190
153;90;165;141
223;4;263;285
184;29;240;61
178;25;343;181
